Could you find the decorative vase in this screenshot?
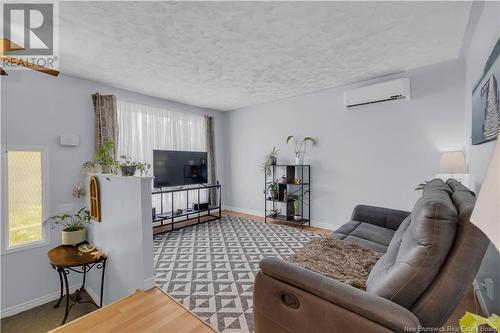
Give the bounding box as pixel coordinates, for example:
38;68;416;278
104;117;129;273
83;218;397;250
295;154;304;165
270;156;277;165
294;215;302;221
61;227;86;246
101;164;112;174
120;165;136;176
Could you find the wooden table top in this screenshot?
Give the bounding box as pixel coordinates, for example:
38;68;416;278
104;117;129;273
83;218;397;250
48;245;104;268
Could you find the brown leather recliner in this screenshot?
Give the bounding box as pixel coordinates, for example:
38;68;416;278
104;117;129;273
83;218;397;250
254;179;489;333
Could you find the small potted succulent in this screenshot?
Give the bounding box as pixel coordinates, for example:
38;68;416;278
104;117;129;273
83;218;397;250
267;182;279;200
94;140;115;174
263;146;279;176
44;208;92;246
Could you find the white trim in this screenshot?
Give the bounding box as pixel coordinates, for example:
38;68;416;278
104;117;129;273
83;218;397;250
85;285;100;306
85;277;157;307
144;276;156;290
223;205;338;231
2;145;50;254
473;279;490;316
0;284;79;318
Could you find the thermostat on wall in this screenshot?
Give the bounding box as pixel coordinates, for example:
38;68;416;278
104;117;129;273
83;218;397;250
60;134;80;146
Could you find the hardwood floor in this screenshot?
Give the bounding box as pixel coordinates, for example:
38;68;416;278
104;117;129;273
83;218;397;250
49;288;214;333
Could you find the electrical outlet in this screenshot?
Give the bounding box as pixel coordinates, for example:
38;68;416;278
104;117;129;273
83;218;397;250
58;203;74;213
483;278;494;300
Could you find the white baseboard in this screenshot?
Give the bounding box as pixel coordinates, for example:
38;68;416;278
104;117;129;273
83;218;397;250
85;285;100;305
0;284;79;318
144;276;156;290
86;276;157;307
473;279;490;315
223;206;338;231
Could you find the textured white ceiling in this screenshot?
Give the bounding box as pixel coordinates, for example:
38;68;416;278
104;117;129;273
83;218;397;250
59;2;471;111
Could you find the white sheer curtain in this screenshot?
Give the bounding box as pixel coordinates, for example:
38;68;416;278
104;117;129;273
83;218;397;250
116;100;207;216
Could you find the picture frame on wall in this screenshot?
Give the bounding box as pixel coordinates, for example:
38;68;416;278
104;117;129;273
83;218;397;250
472;38;500;145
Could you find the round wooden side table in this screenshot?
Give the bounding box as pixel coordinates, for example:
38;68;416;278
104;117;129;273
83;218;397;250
48;245;107;325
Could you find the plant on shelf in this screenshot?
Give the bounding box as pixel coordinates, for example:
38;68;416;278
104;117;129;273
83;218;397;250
266;182;279;200
136;161;151;176
44;207;92;245
94;140;115;174
263;146;279;176
288;190;310;221
115;155;151;176
286;136;316;165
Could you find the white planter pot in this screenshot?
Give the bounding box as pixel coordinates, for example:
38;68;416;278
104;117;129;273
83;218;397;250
295;155;304;165
61;228;86;245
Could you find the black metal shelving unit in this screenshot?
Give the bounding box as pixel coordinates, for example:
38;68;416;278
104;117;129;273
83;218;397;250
264;165;310;229
152;182;221;234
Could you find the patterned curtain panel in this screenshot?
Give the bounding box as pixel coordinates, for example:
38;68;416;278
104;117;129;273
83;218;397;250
205;115;217;206
92;93;118;156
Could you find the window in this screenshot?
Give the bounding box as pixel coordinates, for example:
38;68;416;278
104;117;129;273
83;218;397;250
117;100;206;211
5;148;48;249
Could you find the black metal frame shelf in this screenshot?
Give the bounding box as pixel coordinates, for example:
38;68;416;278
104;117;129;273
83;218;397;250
152;182;221;234
264;165;311;229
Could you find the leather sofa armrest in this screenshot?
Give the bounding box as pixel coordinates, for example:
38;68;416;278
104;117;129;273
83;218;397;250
351;204;411;230
259;257;420;333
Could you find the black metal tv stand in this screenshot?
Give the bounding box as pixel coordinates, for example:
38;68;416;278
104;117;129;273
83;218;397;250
152;182;221;234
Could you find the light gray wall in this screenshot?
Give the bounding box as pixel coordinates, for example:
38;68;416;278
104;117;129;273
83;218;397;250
0;70;225;314
224;59;466;229
463;0;500;315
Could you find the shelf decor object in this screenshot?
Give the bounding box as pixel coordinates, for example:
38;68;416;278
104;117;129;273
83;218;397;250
264;165;310;229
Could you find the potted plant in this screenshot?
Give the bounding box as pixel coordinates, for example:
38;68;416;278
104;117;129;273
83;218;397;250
289;194;302;220
44;208;92;246
266;182;279;200
286;136;316;165
116;155;137;176
115;155;151;177
136;161;151;176
263;146;279;176
94;140;115;174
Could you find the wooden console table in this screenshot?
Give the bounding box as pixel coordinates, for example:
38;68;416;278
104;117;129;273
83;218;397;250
48;245;106;325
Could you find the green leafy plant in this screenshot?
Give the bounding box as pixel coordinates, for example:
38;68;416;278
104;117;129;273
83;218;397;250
94;140;115;168
286;136;316;145
136;162;151;176
263;146;279;176
115;155;151;176
266;182;279;192
44;207;92;232
288;190;310;215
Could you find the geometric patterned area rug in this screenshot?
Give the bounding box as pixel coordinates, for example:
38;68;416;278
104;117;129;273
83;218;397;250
153;215;322;333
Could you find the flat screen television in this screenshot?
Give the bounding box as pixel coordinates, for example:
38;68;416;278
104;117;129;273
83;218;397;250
153;150;208;188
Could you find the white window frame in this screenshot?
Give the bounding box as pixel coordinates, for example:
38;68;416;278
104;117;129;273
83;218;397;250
1;145;50;254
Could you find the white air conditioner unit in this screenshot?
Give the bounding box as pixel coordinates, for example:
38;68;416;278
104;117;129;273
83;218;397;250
344;78;411;108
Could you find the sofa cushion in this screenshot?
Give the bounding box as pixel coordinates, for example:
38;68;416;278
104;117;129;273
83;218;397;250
332;221;395;252
365;186;458;308
423;178;452;195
